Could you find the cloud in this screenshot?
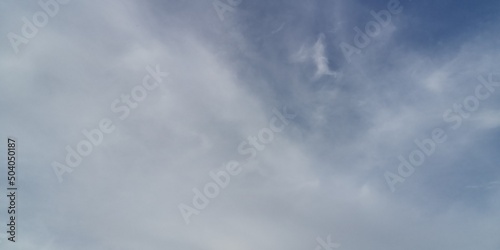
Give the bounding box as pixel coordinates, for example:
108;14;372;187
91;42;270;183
1;0;500;249
290;33;338;81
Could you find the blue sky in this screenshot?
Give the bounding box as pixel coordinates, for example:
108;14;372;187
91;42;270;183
1;0;500;249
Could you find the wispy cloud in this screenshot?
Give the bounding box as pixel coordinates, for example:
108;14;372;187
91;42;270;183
1;0;500;249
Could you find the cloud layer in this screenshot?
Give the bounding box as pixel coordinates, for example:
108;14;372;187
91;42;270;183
1;0;500;249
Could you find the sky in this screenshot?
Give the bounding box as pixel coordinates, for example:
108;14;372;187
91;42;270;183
1;0;500;249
